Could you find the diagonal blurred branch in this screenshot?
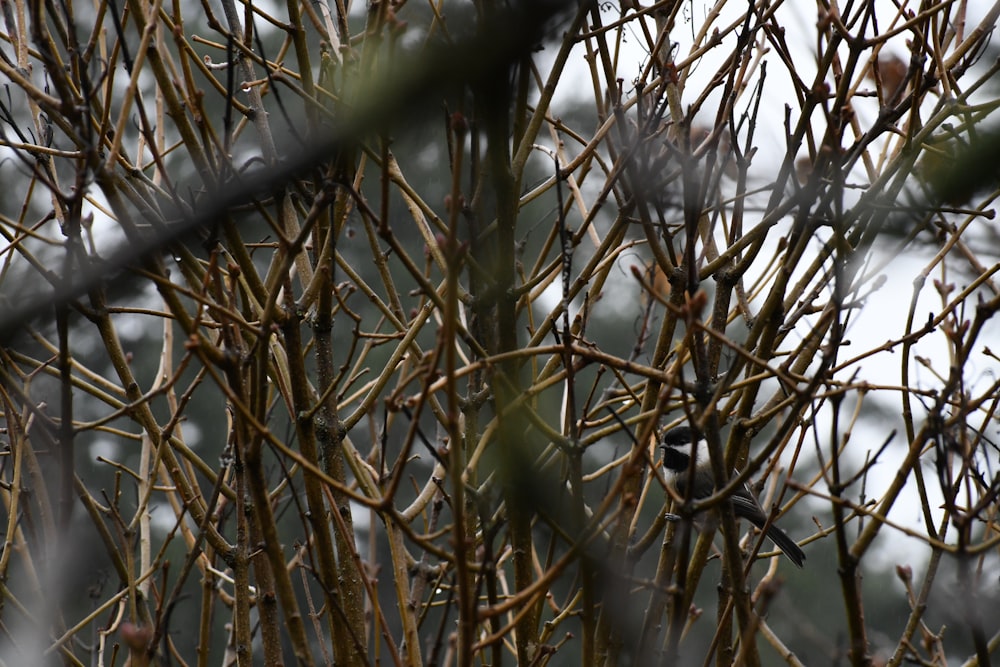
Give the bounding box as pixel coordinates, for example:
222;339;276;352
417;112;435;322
0;0;576;343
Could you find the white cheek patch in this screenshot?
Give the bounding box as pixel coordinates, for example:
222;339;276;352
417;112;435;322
689;439;711;464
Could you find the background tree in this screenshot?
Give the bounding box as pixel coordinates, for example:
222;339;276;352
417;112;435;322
1;0;999;665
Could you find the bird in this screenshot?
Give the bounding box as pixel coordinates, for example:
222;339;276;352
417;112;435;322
660;425;806;567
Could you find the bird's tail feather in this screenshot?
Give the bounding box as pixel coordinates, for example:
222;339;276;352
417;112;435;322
765;525;806;568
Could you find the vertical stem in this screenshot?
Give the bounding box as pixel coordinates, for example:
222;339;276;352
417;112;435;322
474;8;537;662
278;280;345;667
232;433;254;667
56;302;74;530
443;112;476;665
314;183;370;666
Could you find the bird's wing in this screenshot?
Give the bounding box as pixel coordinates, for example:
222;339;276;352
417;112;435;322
729;485;769;526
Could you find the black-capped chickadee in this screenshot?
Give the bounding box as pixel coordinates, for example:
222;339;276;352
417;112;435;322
660;425;805;568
